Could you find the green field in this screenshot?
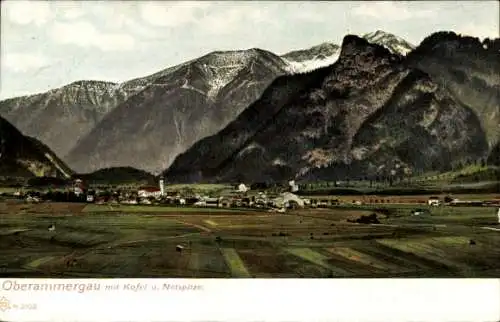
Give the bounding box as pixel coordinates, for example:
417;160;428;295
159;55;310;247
0;201;499;277
0;187;19;193
220;248;251;277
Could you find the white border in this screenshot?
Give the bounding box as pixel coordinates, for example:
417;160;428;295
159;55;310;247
1;278;499;322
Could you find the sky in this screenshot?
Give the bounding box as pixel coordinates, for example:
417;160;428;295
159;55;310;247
1;0;499;99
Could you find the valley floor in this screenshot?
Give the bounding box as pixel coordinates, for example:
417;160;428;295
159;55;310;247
0;202;499;278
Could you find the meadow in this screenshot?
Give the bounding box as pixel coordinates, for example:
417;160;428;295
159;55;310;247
0;200;499;278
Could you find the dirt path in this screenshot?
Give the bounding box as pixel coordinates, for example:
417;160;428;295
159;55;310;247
105;232;206;248
481;227;500;232
174;219;213;233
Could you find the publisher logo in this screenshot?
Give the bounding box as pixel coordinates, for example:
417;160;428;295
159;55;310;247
0;296;11;312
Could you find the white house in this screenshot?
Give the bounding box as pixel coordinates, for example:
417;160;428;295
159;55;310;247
194;200;207;206
138;187;162;198
288;180;299;192
74;186;84;196
272;192;305;209
237;183;249;193
497;208;500;224
428;197;441;206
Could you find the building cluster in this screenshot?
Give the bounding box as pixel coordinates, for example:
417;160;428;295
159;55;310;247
10;179;313;212
7;177;499;211
86;186;311;212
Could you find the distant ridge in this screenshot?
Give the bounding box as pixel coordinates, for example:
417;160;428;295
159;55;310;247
163;32;494;183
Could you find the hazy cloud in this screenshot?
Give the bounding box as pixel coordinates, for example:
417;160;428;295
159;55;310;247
139;1;211;27
50;21;136;51
352;2;435;21
61;7;86;20
200;4;278;35
456;22;500;40
2;52;49;73
3;0;52;26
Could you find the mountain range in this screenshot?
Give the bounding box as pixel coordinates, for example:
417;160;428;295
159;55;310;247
164;33;498;183
0;30;415;175
0;30;498;183
64;49;290;174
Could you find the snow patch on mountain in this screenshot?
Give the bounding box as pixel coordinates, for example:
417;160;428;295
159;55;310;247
201;64;246;99
281;42;341;74
363;30;415;56
280;31;415;74
196;51;262;99
180;80;205;96
283;52;340;74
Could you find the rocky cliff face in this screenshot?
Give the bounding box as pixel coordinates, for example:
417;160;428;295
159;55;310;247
65;49;290;173
163;35;490;183
0;81;136;160
0;116;73;179
406;31;500;148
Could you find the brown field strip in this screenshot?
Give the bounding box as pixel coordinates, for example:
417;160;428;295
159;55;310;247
426;236;471;246
325;247;400;271
361;243;442;271
376;239;471;271
204;220;218;227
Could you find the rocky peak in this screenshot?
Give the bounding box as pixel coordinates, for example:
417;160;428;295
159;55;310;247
410;31;499;56
65;80;118;88
362;30;416;56
337;35;401;66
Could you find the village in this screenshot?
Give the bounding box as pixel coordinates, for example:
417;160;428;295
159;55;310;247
10;178;313;212
5;176;499;212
